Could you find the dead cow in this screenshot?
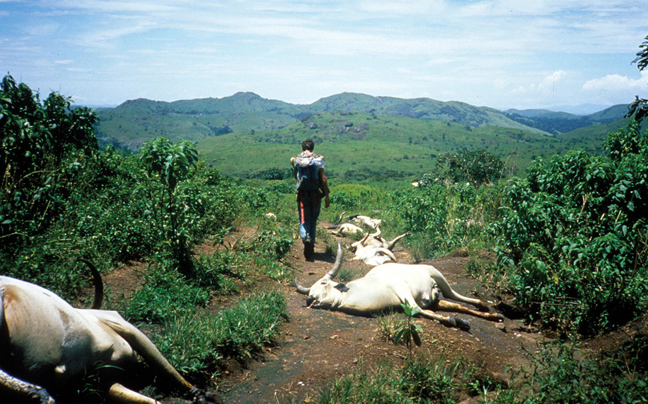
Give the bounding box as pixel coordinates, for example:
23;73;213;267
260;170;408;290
349;228;410;266
330;222;365;237
0;261;222;404
349;214;382;230
349;228;410;253
296;241;502;330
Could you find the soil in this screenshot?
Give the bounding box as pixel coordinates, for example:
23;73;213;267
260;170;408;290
216;236;547;404
95;228;648;404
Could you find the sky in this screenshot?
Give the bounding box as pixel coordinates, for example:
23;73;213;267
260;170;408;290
1;0;647;112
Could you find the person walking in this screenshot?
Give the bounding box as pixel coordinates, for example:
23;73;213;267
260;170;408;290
291;139;330;260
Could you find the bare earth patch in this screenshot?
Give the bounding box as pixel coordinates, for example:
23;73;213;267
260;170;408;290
219;236;547;403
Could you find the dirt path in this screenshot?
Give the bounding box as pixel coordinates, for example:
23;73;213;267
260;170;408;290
219;236;549;403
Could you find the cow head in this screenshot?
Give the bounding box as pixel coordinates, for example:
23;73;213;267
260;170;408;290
295;239;344;309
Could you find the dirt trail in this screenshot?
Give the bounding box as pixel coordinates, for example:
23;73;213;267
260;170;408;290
219;236;549;404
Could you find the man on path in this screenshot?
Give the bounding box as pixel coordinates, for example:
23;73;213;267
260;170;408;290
291;139;331;260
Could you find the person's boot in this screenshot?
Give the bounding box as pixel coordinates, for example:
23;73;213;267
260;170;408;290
303;238;313;260
306;242;315;261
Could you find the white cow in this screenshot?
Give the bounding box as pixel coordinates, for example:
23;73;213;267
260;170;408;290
330;222;365;237
348;228;410;266
0;261;221;404
296;241;503;330
351;245;397;266
349;215;382;230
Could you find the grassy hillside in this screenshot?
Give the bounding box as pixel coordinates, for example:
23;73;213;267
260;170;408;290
95;93;304;150
197;111;614;181
93;91;631;182
94;92;549;151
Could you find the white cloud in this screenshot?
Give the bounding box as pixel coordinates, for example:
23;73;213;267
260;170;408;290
582;71;648;92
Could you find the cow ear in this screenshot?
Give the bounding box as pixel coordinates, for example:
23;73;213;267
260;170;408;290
334;283;349;292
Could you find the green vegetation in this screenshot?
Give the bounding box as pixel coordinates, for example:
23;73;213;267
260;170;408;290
0;75;293;395
392;301;424;358
94;90;628;185
319;356;465;404
492;120;648;336
197;111;615;181
2;35;647;403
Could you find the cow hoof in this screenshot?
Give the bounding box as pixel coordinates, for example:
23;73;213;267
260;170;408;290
452;317;471;331
192;389;224;404
27;386;55;404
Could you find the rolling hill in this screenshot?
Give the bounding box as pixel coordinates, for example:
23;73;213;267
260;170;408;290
94;92;556;151
196;110;616;181
93;92;630;182
504;104;628;135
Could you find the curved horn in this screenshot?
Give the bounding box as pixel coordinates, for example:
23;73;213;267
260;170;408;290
377;247;397;262
294;279;311;295
78;258;104;310
325;239;344;279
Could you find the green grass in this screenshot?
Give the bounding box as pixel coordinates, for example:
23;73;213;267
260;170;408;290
152;291;288;381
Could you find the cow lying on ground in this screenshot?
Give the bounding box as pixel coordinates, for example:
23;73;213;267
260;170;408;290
330;222;365;237
0;260;222;404
348;228;410;266
328;213;382;232
349;227;410;253
295;241;503;330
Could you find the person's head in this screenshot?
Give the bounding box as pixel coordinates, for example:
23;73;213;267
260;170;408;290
301;139;315;152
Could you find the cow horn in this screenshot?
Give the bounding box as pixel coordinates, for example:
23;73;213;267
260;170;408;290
295;279;311;295
377;247;397;262
78;258;104;310
326;239;343;279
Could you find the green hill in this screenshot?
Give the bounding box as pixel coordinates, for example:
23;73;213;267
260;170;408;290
94;92;550;151
503;104;628;135
93;92;631;182
197;111;614;181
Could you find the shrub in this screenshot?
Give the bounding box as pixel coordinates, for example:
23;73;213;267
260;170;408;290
494;121;648;335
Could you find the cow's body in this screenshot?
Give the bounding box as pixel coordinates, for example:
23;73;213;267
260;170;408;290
0;277;132;385
296;241;503;330
0;271;221;404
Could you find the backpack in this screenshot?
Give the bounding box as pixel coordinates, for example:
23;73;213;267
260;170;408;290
295;157;320;193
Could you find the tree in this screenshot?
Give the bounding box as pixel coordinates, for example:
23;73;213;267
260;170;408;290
139;137;199;271
628;34;648;122
432;150;505;186
1;75;98;242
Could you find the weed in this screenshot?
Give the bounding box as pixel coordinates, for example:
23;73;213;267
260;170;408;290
318;356;464;404
152;291;288;382
393;300;423;358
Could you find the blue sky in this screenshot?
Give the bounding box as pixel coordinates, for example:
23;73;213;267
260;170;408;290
1;0;647;111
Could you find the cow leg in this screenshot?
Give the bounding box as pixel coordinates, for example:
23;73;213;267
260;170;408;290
107;383;159;404
99;316;222;404
430;268;490;311
398;291;471;331
98;317;194;392
436;300;503;322
0;368;55;404
418;309;471;331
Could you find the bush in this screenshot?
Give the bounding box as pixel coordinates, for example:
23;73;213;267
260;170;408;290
494;121;648;335
319;356;463;404
485;337;648;404
388;182;501;259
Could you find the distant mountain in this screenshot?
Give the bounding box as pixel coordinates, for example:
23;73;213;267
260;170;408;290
503;104;628;135
547;104;614;115
94;92;550;151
